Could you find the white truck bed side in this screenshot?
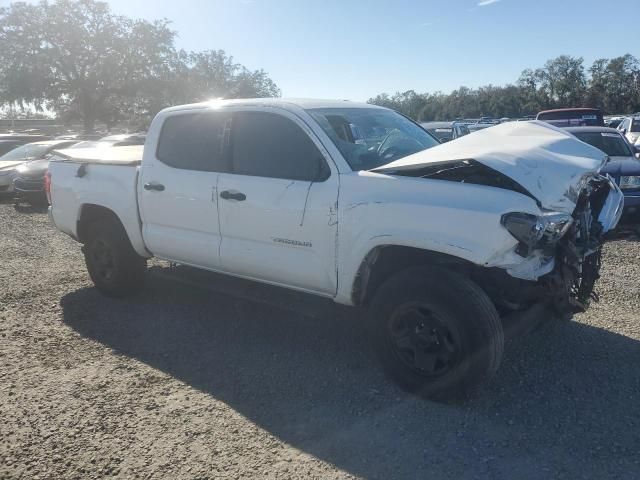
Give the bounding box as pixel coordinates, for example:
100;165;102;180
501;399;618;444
48;146;149;257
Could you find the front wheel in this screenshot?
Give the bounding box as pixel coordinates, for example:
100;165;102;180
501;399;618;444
370;266;504;401
84;220;147;297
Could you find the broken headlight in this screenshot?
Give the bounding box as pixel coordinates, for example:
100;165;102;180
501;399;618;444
501;211;573;256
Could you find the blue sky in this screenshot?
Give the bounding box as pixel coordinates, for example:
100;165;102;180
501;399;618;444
42;0;640;100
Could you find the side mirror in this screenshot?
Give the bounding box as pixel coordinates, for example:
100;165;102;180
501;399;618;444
621;128;627;134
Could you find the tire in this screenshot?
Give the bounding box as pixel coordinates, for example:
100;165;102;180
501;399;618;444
83;220;147;298
370;266;504;402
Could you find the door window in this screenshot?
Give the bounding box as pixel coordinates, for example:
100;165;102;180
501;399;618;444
231;111;327;181
156;111;231;172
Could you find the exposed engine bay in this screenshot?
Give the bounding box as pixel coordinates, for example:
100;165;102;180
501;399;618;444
476;175;623;315
549;175;619;313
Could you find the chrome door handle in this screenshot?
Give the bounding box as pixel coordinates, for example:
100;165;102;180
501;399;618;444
220;190;246;201
144;182;165;192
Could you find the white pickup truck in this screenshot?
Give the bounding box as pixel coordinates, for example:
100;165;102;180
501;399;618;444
47;99;623;400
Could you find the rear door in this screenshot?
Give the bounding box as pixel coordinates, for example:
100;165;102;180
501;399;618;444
138;110;231;269
217;109;339;295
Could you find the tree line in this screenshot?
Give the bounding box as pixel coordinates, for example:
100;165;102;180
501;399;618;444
1;1;638;130
368;54;640;121
0;0;280;132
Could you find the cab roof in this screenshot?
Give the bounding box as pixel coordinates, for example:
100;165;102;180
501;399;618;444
160;98;384;114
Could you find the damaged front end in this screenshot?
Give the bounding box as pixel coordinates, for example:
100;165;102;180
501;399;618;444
499;175;623;314
546;175;623;313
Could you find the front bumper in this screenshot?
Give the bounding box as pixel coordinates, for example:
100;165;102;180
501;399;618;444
0;172;15;192
13;176;44;194
551;176;623;312
497;176;624;315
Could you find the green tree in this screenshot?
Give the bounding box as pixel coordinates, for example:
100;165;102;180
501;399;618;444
613;55;640;112
0;0;176;131
129;49;281;126
539;55;587;107
0;0;280;132
370;54;640;120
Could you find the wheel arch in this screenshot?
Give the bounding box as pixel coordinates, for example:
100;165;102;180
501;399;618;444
76;203;150;257
351;244;482;306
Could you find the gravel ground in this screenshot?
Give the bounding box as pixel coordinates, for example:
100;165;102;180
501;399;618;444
1;200;639;480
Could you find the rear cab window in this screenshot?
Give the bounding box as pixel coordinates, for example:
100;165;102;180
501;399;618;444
156;111;231;172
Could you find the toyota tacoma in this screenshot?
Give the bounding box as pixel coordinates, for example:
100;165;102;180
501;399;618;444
47;99;624;400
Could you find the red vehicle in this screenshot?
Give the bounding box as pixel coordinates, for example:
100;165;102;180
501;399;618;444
536;108;604;128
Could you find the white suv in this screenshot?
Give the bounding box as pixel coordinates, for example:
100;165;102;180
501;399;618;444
617;116;640;145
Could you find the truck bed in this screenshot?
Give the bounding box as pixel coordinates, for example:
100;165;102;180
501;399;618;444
48;145;147;257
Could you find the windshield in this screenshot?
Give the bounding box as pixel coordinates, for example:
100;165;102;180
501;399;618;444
573;131;633;157
0;143;50;162
307;108;439;170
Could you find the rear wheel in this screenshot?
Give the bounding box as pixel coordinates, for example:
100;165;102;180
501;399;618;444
370;266;504;401
84;220;146;297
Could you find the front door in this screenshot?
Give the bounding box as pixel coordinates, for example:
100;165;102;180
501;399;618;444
217;110;339;295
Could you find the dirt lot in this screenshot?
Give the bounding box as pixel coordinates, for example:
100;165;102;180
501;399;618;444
1;200;639;480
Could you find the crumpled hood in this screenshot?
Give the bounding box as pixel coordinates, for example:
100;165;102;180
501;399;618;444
376;121;607;213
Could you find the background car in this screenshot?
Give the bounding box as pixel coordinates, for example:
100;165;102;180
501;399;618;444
419;121;469;142
604;115;624;129
12;135;145;205
0;134;51;142
0;139;26;156
536;108;604;127
616;115;640;146
66;133;146;150
567;126;640;219
467;117;500;132
97;133;146;145
0;140;78;196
